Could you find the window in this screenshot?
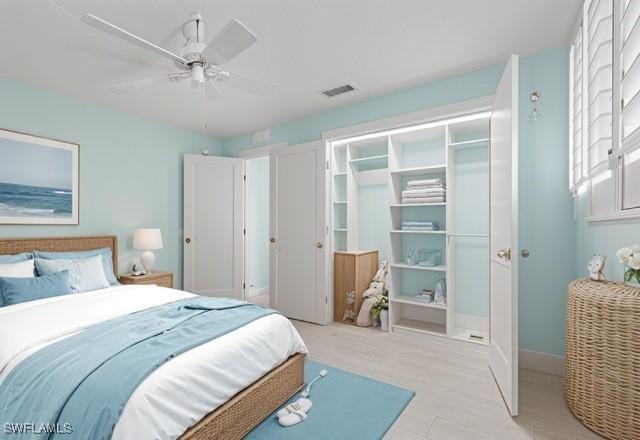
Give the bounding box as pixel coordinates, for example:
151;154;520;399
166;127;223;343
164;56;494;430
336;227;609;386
570;0;640;220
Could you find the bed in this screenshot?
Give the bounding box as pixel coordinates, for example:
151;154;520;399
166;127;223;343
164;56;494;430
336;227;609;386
0;235;307;440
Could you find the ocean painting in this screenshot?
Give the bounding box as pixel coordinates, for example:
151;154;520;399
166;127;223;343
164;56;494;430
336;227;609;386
0;129;78;224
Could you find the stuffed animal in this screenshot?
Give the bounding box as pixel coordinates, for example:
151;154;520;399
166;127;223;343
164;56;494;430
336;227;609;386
357;261;389;327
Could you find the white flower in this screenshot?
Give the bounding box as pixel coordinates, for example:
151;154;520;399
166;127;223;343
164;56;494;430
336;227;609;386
628;254;640;271
630;244;640;254
617;247;633;263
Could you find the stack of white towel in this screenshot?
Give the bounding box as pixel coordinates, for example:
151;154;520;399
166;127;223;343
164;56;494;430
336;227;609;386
401;178;446;204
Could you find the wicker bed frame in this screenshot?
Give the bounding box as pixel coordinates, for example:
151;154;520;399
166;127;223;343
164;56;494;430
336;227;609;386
0;235;306;440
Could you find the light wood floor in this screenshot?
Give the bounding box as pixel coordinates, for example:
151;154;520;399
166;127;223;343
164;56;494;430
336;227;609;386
291;320;604;440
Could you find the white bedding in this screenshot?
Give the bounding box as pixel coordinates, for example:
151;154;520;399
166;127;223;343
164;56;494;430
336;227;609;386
0;285;308;440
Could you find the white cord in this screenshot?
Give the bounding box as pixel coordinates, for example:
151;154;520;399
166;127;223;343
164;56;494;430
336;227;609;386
300;369;327;398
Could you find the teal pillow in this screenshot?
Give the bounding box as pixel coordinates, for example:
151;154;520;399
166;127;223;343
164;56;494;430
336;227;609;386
0;252;32;264
34;248;118;285
0;271;72;306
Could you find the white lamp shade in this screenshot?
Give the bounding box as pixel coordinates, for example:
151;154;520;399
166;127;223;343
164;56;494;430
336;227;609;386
133;228;163;250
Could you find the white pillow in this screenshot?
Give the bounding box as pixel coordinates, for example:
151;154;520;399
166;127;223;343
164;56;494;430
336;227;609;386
35;255;110;293
0;259;35;278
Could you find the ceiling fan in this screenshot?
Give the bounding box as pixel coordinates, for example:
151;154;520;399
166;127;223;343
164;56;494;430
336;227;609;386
79;12;277;99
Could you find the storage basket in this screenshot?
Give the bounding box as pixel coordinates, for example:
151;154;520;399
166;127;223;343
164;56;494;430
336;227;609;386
565;278;640;440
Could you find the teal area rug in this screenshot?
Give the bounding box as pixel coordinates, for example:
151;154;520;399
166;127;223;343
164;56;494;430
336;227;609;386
245;360;415;440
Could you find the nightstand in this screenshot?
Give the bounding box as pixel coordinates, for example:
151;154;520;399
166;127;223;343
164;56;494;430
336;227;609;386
119;271;173;288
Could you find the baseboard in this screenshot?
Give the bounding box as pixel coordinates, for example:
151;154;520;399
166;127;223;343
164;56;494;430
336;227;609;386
246;287;269;298
519;349;565;377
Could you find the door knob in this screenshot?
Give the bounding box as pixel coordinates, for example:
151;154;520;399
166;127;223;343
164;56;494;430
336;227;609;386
270;237;276;243
497;248;511;260
316;242;324;249
520;249;530;258
185;238;191;244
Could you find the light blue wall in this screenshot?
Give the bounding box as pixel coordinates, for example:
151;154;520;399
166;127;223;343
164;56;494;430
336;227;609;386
222;48;576;357
575;195;640;280
245;155;270;291
0;79;221;288
517;49;575;357
222;65;504;155
358;184;390;260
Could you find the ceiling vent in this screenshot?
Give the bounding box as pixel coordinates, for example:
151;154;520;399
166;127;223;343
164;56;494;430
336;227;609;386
321;83;357;98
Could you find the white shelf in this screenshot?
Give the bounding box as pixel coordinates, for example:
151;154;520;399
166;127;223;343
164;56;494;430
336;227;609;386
392;318;446;336
390;164;446;177
349;155;389;171
449;138;489;149
391;230;446;235
333;172;347;177
391;295;447;310
389;203;446;208
334;229;347;232
390;263;447;272
334;201;347;204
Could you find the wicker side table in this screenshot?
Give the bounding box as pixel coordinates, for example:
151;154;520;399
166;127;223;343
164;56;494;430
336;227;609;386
565;278;640;440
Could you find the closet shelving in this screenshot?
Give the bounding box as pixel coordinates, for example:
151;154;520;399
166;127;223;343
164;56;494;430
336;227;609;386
330;112;491;345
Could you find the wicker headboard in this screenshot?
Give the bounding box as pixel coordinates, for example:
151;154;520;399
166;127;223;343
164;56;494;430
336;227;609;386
0;235;118;276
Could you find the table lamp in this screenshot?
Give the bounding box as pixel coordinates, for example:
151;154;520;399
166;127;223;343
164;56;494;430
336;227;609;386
133;228;163;273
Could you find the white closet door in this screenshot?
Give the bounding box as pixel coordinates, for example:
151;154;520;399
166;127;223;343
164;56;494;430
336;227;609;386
270;141;326;324
183;154;244;299
489;54;519;416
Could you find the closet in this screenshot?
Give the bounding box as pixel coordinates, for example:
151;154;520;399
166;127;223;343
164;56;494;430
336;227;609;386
330;113;490;345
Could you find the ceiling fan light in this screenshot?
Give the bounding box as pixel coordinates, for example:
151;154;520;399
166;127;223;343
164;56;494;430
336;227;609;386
191;64;205;89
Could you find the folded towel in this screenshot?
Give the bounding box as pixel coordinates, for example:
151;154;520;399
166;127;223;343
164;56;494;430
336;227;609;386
401;221;438;226
403;187;446;194
402;226;439;231
402;196;445;204
406;178;445;188
402;190;446;198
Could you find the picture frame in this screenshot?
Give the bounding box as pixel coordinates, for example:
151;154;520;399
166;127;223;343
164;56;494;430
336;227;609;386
0;128;79;225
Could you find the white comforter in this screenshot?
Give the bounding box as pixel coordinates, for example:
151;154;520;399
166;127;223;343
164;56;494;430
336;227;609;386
0;285;308;439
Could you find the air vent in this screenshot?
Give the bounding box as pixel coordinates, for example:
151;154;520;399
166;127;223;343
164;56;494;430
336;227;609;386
321;83;357;98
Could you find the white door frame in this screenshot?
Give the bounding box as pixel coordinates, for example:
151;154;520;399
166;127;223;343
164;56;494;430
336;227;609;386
239;143;287;301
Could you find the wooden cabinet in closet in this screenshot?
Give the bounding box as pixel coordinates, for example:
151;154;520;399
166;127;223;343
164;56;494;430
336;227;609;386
333;250;379;325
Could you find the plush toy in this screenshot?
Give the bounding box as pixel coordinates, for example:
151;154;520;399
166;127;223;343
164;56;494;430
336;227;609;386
356;261;389;327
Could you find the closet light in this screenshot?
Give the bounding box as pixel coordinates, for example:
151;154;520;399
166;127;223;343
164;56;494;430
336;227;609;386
330;111;492;147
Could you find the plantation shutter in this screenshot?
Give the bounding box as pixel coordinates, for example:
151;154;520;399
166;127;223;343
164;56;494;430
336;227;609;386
572;25;585;188
586;0;614;174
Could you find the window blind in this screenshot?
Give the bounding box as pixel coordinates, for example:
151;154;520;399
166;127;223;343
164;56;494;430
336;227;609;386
572;26;584;187
587;0;614;174
622;0;640;141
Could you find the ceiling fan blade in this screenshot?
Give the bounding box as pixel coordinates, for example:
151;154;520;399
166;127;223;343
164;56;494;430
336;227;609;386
81;13;187;65
204;19;257;65
204;81;222;100
108;73;187;94
224;72;278;96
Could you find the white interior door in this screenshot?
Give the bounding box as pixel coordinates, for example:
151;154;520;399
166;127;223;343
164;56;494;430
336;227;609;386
489;54;519;416
270;141;326;324
184;154;244;299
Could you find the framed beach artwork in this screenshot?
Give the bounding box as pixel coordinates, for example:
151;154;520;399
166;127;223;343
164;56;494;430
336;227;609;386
0;128;78;225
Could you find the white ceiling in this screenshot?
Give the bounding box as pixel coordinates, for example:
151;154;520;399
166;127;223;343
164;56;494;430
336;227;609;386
0;0;581;138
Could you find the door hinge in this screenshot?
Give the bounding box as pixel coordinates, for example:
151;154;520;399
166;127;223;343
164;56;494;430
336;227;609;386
325;296;328;304
243;282;246;289
243;174;247;181
326;160;329;170
622;99;625;110
243;228;246;235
